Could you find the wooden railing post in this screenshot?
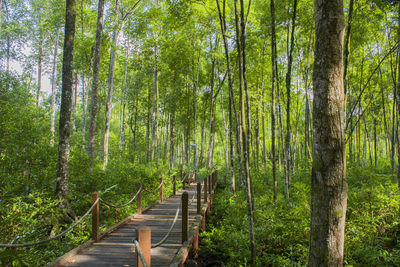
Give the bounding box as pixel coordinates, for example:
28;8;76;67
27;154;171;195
92;192;99;242
192;228;199;259
136;226;151;267
173;175;176;195
194;171;197;182
182;191;189;243
137;182;142;215
197;182;201;214
182;172;186;189
204;178;208;203
159;177;163;203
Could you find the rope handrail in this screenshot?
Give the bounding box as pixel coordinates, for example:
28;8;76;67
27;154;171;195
151;201;180;248
0;198;100;248
189;190;197;205
179;172;189;183
133;239;148;267
143;179;163;193
99;184;142;209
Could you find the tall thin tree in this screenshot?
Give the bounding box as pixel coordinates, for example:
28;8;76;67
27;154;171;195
55;0;77;221
88;0;105;169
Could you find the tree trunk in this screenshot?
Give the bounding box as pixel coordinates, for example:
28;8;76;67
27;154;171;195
88;0;105;169
304;30;312;158
284;0;298;199
374;118;377;167
309;0;347;265
146;85;151;162
207;58;216;171
50;27;60;146
71;72;78;131
237;0;255;264
170;111;175;170
270;0;277;201
55;0;77;221
81;76;88;144
36;36;43;107
396;1;400;208
151;44;159;164
193;53;199;175
103;0;120;170
120;40;129;159
216;0;236;193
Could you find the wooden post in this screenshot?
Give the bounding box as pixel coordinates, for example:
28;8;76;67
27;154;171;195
197;182;201;214
159;177;163;203
136;226;151;267
192;228;199;258
182;191;189;243
137;182;142;215
204;178;208;203
194;171;197;182
92;192;99;242
173;175;176;195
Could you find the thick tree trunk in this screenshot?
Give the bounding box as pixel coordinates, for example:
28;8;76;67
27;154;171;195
50;27;60;146
88;0;105;169
309;0;347;265
55;0;77;220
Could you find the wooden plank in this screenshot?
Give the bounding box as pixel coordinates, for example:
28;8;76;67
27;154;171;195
52;183;208;267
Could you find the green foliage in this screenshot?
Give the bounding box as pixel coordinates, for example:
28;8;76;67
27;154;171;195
200;164;400;266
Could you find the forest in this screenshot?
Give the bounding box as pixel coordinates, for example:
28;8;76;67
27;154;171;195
1;0;400;265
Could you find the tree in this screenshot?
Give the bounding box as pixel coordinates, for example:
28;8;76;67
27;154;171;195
309;0;347;265
88;0;105;169
55;0;77;221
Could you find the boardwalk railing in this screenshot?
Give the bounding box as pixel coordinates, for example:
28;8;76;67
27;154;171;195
0;169;219;267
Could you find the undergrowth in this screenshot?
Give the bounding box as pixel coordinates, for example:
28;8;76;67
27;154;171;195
200;161;400;266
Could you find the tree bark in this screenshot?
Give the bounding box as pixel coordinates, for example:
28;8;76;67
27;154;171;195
240;0;255;263
103;0;120;170
55;0;77;220
88;0;105;169
304;30;312;158
50;27;60;146
309;0;347;265
284;0;298;199
397;2;400;209
216;0;236;193
270;0;277;202
207;58;216;171
36;35;43;107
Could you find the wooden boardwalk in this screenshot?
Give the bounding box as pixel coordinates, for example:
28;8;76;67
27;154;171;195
50;178;216;267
